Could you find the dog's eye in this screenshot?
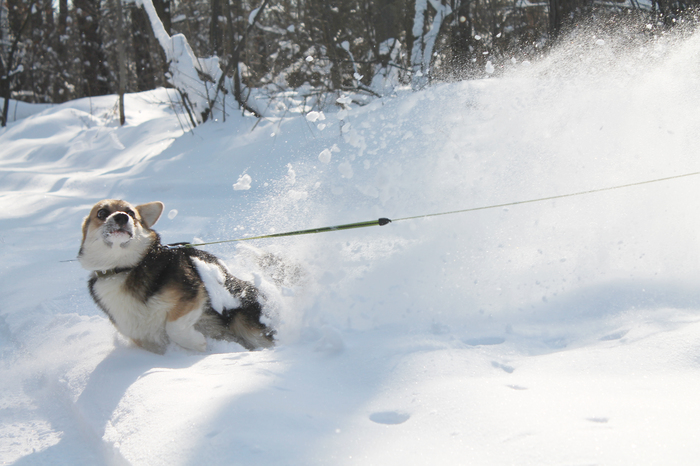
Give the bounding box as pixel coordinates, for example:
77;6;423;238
96;208;110;220
125;209;136;219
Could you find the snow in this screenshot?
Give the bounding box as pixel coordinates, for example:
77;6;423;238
336;95;353;106
337;160;354;178
4;31;700;465
0;99;53;123
135;0;222;124
305;111;325;123
318;148;332;164
233;174;253;191
192;257;241;313
248;7;261;25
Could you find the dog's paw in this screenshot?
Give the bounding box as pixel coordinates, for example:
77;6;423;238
166;321;208;352
179;331;207;352
190;337;208;352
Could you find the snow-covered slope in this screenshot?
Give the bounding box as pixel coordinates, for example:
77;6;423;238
3;31;700;465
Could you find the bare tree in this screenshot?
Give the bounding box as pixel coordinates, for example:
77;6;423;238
410;0;452;88
1;0;36;126
74;0;110;96
112;0;127;125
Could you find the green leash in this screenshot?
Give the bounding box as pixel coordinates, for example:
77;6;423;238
167;218;393;248
168;170;700;249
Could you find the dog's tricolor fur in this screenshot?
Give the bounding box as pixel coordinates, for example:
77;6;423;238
78;199;274;353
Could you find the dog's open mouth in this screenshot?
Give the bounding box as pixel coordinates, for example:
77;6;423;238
111;229;133;238
103;224;134;246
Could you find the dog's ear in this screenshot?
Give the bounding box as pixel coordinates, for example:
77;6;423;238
80;215;91;243
136;202;164;229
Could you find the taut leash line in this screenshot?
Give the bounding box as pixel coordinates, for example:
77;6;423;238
391;170;700;223
167;218;393;249
167;170;700;249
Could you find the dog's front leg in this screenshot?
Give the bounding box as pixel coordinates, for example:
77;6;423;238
166;306;207;352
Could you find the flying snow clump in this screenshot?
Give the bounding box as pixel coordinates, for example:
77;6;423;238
319;149;332;164
233;174;252;190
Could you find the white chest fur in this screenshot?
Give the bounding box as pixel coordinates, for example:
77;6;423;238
92;273;169;346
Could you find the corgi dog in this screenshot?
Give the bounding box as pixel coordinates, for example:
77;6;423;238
78;199;274;354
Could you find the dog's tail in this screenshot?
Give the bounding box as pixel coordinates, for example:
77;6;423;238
230;311;275;350
196;307;274;350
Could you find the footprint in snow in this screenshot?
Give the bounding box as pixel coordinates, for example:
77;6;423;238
600;330;629;341
587;417;609;424
463;336;506;346
492;361;515;373
369;411;411;425
507;384;528;390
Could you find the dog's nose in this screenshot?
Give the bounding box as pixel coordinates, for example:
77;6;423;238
113;212;129;226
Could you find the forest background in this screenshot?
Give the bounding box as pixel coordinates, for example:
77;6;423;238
1;0;698;127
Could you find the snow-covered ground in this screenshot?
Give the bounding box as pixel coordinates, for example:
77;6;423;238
3;30;700;465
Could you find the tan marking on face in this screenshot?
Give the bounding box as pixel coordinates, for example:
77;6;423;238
81;199;146;243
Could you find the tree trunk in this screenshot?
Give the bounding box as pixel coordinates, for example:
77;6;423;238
210;0;223;56
132;6;157;91
410;0;453;88
113;0;127;125
1;78;10;127
321;0;343;89
1;0;36;126
549;0;563;38
74;0;110;96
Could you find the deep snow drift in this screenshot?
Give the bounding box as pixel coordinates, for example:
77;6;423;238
3;28;700;465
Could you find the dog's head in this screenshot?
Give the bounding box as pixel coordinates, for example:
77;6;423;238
78;199;164;271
